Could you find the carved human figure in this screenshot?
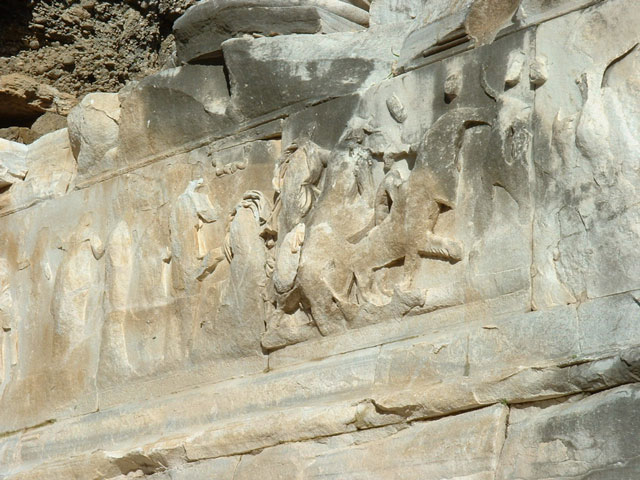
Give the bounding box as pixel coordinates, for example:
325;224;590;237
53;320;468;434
214;190;274;355
263;117;477;346
170;178;224;291
542;45;640;302
262;104;513;348
335;108;493;321
261;141;331;349
271;140;329;235
0;258;15;389
51;214;104;360
98;221;133;384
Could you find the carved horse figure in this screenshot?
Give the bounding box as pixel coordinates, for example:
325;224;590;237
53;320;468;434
263;109;495;344
335;107;494;323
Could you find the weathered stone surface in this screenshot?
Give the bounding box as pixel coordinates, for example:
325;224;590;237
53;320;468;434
2;292;638;478
174;1;365;64
117;65;234;164
307;405;507;479
67;92;121;180
223;25;406;119
268;291;529;369
578;291;640;356
153;456;238;480
227;404;508;479
532;0;640;308
497;384;640;479
1;0;639;477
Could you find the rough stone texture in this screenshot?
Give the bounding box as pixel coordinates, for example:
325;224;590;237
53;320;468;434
0;0;196;100
0;73;76;127
223;25;407;119
174;0;367;64
1;0;639;478
497;385;640;479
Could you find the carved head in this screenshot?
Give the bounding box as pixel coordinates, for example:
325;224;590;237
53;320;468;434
224;190;273;263
273;140;328;234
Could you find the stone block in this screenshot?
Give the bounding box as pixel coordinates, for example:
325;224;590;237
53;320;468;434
578;291;640;356
497;384;640;479
269;292;530;370
161;456;238;479
222;25;405;119
2;298;640;476
194;405;507;479
174;2;365;64
118;65;234;164
67;92;121;180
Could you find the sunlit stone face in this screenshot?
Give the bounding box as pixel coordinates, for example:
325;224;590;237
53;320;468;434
0;0;639;478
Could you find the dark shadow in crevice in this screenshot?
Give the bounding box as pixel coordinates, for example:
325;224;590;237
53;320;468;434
0;0;34;57
188;52;232;97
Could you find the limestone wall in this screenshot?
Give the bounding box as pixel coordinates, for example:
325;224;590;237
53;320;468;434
1;0;639;478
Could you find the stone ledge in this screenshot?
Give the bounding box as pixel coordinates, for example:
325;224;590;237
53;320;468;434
10;383;640;479
2;291;639;477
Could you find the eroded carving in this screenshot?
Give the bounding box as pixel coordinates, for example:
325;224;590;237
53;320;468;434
332;109;491;327
258;106;499;348
51;215;104;360
170;178;224;289
0;258;16;390
0;153;28;191
529;55;548;88
262;141;329;349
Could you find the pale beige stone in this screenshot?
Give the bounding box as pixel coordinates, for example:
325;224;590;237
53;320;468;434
0;0;639;478
67;92;121;180
532;0;640;308
497;385;640;479
226;407;507;479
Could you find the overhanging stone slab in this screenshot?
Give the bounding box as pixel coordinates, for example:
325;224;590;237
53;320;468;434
174;3;365;64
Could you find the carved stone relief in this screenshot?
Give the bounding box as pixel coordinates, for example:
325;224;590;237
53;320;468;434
1;1;639;477
0;258;16;393
255;30;535;350
532;0;640;308
51;214;104;360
